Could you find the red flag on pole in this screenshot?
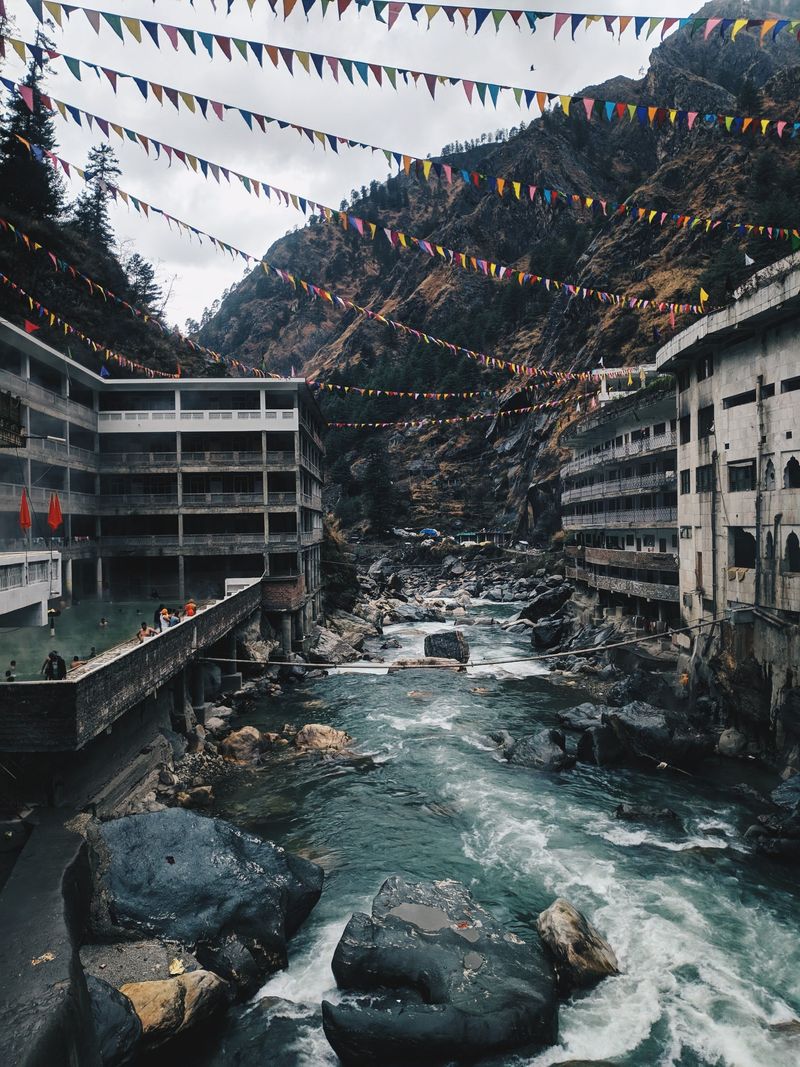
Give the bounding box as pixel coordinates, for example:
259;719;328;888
47;491;63;531
19;489;31;531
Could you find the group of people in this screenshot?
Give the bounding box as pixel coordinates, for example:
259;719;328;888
137;599;198;643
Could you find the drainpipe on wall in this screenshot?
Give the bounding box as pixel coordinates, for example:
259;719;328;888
754;373;766;607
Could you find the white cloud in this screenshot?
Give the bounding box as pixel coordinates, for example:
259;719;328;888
7;0;699;328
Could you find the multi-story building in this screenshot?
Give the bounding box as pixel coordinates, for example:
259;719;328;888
0;316;324;638
560;384;680;625
656;258;800;723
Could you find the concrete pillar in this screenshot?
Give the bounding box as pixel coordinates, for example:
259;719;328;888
189;661;205;708
281;615;292;655
96;556;103;598
178;555;185;603
64;558;73;599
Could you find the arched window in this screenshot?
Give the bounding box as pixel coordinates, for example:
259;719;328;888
765;531;774;560
731;528;757;568
784;457;800;489
786;532;800;572
764;458;776;490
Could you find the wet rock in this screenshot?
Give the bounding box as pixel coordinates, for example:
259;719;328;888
520;584;572;623
310;626;360;665
423;629;470;664
328;609;381;648
577;725;623;767
602;702;715;769
536;899;619;993
717;727;748;757
85;974;142;1066
368;557;394;578
558;703;613;732
613;804;682;827
81;939;202;988
176;785;214;809
606;669;679;710
772;775;800;812
531;617;565;649
86;809;323;995
190;997;322;1066
507;729;575;772
220;726;266;763
120;971;228;1046
293;723;353;753
322;876;557;1065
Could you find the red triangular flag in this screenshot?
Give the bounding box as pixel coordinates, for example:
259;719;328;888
47;491;63;531
24;319;40;333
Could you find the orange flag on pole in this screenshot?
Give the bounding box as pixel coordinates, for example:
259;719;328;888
47;491;63;531
19;489;31;531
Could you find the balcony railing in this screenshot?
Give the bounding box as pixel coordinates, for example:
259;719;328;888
182;451;263;466
300;529;323;545
561;471;677;505
100;452;177;468
101;493;179;509
564;545;585;558
266;492;297;506
562;431;677;477
267;531;299;544
182;492;263;507
584;546;678;570
571;564;679;601
563;506;677;529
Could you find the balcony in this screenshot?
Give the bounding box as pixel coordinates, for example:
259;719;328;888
584;546;678;571
561;471;677;505
182;451;263;467
564;545;585;559
182;492;263;508
97;534;268;556
98;409;299;433
100;452;177;470
266;492;297;507
562;431;677;477
300;529;323;545
571;564;679;602
300;492;323;509
0;368;97;430
0;483;95;514
563;506;677;530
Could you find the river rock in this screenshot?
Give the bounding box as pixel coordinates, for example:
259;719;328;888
85;974;142;1066
717;727;748;757
558;703;612;733
536;899;619;993
310;626;360;665
601;702;715;768
613;804;682;826
606;669;678;710
191;997;323;1067
423;630;470;663
507;729;575;771
772;775;800;812
520;584;572;624
220;726;266;763
321;876;557;1065
81;939;202;988
577;725;623;767
120;971;228;1046
293;723;352;753
86;809;323;995
530;616;565;649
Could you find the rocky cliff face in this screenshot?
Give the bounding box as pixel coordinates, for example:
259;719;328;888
197;0;800;535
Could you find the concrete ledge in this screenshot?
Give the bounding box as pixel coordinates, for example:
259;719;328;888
0;813;101;1067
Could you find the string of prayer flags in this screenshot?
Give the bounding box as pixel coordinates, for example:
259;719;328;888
9;80;797;250
15;135;704;316
309;380;538;400
327;403;565;429
0;272;179;378
11;20;800;141
28;1;800;46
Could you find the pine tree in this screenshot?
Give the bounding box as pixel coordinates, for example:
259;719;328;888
70;144;120;252
0;55;64;219
125;253;163;311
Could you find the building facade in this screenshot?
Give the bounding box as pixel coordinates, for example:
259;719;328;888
0;317;324;637
561;384;680;625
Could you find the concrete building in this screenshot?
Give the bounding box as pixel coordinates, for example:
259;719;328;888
0;550;61;625
0;316;324;645
656;258;800;749
561;384;680;626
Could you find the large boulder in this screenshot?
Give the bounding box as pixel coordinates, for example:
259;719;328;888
423;630;470;664
536;899;619;994
558;703;613;733
507;729;575;771
606;669;679;710
520;584;572;624
119;971;228;1046
219;726;267;763
85;975;142;1066
576;725;623;767
327;610;381;649
772;775;800;812
322;876;557;1065
601;702;715;769
86;810;323;995
530;617;565;649
310;626;360;665
613;804;682;827
293;723;353;753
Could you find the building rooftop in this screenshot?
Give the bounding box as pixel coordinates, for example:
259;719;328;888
561;382;675;450
656;256;800;372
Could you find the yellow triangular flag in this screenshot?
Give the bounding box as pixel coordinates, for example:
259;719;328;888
700;287;709;305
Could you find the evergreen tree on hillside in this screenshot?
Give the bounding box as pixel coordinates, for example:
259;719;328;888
0;55;64;219
70;144;120;252
125;252;163;311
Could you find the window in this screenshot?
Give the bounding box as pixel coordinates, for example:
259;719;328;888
728;461;756;492
696;354;714;381
653;422;666;436
781;375;800;394
723;389;756;410
679;414;691;444
764;458;776;490
680;526;693;539
696;464;714;493
762;383;775;399
680;469;691;495
785;532;800;572
626;534;634;546
678;369;690;392
671;534;678;548
730;528;756;568
784;457;800;489
698;405;715;439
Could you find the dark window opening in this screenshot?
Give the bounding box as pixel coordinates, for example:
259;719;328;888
729;460;756;492
723;389;756;410
731;528;757;568
762;383;775;399
680;469;691;495
679;414;691;444
698;405;715;439
696;464;714;493
781;375;800;394
696;354;714;381
677;369;690;392
765;531;774;560
784;457;800;489
764;458;776;491
785;532;800;572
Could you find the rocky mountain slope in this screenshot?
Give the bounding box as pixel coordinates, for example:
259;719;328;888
177;3;800;533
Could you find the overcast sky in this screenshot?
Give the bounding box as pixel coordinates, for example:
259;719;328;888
7;0;701;329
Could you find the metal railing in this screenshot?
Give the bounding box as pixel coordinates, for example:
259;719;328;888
563;506;678;529
101;493;179;508
561;470;677;505
100;452;177;468
562;431;677;477
182;492;263;507
266;492;297;506
584;546;678;569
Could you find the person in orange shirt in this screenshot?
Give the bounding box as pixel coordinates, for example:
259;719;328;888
183;599;197;617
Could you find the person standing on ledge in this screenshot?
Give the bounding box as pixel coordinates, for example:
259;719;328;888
41;651;67;680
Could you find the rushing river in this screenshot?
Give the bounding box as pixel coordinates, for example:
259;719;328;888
214;603;800;1067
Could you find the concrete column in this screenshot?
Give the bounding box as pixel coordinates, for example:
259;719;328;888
281;615;292;655
64;558;73;599
189;661;205;708
178;555;185;602
95;556;103;598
